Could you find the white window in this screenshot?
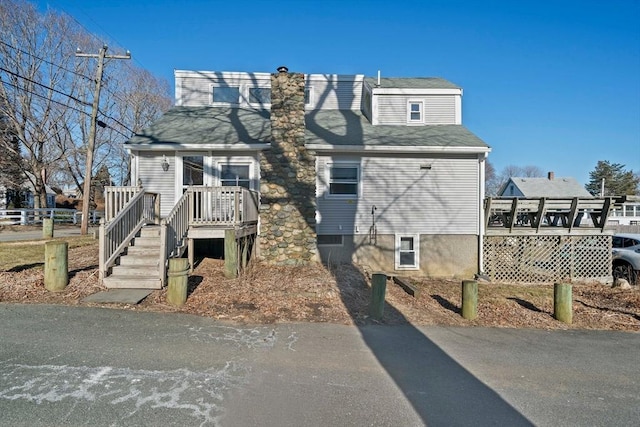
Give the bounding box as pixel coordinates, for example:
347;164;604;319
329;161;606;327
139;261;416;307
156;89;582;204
395;234;419;269
249;87;270;105
220;164;251;189
327;164;359;197
212;85;240;104
407;101;423;123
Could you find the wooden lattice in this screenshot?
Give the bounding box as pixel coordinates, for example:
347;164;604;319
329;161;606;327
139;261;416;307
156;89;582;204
483;235;612;283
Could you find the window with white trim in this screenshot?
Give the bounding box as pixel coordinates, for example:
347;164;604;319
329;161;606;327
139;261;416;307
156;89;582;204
249;87;270;105
212;85;240;104
407;101;423;123
327;164;359;197
220;164;251;189
395;234;419;269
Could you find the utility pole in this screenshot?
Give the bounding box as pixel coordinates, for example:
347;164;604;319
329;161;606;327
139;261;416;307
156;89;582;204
76;45;130;235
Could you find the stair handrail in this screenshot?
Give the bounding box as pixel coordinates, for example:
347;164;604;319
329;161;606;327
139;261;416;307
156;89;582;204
159;189;191;287
98;189;148;281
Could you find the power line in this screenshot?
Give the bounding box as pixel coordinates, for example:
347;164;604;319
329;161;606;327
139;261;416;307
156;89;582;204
0;40;93;82
1;79;130;139
0;66;91;107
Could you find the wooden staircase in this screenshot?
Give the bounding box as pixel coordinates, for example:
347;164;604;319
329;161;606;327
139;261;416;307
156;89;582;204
102;225;163;289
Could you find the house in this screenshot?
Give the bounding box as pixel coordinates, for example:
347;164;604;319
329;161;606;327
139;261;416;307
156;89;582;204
499;172;592;198
0;172;56;209
102;67;491;288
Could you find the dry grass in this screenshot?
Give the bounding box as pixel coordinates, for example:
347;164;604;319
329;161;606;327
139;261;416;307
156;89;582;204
1;236;639;331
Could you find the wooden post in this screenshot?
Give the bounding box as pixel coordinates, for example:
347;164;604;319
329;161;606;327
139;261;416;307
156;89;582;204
241;236;249;270
166;258;189;306
43;218;54;239
554;283;572;324
44;241;68;292
224;229;238;278
370;273;387;320
461;280;478;320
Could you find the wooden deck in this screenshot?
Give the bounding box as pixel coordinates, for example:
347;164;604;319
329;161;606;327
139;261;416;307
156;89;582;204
99;186;259;287
484;196;613;236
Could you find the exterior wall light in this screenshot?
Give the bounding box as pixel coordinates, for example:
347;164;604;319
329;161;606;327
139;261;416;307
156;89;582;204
161;155;170;172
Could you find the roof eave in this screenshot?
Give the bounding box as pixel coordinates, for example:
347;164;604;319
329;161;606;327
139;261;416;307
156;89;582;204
305;144;491;154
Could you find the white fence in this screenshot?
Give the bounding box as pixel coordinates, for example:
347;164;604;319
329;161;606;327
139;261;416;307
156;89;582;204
0;208;103;225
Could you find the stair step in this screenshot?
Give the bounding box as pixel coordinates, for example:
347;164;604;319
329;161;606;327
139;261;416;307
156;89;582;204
139;226;161;237
127;245;159;255
131;237;160;247
119;255;159;266
103;275;162;289
111;265;159;276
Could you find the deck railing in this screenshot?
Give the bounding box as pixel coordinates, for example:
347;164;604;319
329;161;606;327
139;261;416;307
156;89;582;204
159;191;190;286
100;185;258;285
104;186;142;222
187;186;259;226
485;196;613;233
99;189;160;280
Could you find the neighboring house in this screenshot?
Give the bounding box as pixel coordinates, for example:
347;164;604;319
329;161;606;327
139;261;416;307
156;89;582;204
0;172;56;209
498;172;592;198
608;195;640;227
116;67;490;283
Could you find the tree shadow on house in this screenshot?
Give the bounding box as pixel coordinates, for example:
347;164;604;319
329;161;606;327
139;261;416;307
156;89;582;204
329;262;532;425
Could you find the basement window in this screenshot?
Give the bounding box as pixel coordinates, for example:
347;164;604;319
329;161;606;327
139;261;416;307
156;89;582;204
317;235;344;246
395;234;419;270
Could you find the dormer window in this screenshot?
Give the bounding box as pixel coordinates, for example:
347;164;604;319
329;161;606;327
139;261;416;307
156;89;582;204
407;101;423;123
249;87;271;105
212;85;240;105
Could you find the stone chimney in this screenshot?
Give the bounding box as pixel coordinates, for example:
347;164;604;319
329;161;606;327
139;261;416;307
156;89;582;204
259;67;317;265
548;171;555;180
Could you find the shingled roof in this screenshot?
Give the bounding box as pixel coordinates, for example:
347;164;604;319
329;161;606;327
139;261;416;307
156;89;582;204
125;107;488;153
500;176;592;198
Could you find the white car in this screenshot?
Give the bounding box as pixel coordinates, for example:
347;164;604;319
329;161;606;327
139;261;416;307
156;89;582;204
612;233;640;285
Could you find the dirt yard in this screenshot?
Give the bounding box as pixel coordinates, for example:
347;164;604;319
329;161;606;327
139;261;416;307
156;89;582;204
0;238;639;331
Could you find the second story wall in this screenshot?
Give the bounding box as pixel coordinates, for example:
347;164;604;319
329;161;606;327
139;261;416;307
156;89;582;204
175;70;364;111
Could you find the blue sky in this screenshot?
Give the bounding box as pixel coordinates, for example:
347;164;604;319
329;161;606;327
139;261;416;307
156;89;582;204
39;0;640;185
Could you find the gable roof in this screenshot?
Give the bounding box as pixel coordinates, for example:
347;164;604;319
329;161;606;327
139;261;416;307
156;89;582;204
364;77;460;89
125;106;271;149
500;177;592;198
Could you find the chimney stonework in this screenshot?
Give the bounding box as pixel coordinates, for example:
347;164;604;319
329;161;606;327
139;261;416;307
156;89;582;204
259;70;318;264
548;171;555;180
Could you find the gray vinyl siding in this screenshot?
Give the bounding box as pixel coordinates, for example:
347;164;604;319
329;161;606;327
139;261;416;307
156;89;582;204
306;77;362;110
377;95;457;125
316;154;480;235
176;72;363;110
176;74;271;107
137;151;176;217
135;150;260;217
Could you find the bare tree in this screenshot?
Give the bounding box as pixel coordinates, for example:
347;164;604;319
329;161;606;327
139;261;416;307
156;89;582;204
0;0;89;209
1;0;172;216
